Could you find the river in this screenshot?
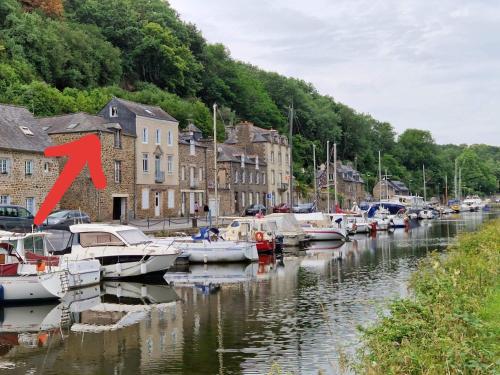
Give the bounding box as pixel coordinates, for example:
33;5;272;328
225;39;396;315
0;211;496;374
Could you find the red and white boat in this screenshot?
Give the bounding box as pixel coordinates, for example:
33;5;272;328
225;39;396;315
221;217;277;254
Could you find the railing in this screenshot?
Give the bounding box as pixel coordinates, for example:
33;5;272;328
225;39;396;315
278;182;289;191
155;171;165;183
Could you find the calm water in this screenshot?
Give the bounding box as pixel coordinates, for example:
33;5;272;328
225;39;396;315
0;212;496;375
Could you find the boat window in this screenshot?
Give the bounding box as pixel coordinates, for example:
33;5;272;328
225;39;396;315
80;232;124;247
230;221;240;228
24;236;45;255
117;229;152;245
241;223;251;235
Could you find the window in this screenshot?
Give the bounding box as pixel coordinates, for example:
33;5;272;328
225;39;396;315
155;155;161;174
0;195;10;204
181;166;185;181
168;130;173;146
262;173;266;185
271;171;275;185
25;197;35;215
241;192;246;207
44;162;50;173
19;126;34;136
270;151;275;163
168;190;175;208
0;159;9;174
114;161;121;183
142;153;149;173
142;188;150;209
114;129;122;148
234;170;239;184
199;167;203;181
279;173;283;185
249;172;253;184
110;106;118;117
156;129;161;144
167;155;174;175
256;173;260;185
242;170;246;184
249;192;253;205
255;156;259;170
278;152;282;163
24;235;44;255
142;128;148;144
80;232;124;247
190;139;195;156
25;160;34;175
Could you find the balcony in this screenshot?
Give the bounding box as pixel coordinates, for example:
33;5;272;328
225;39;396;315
278;182;289;192
155;171;165;183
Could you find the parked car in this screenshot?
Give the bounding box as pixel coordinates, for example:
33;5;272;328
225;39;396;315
272;203;291;213
0;204;35;232
244;204;267;216
43;210;91;228
292;203;315;213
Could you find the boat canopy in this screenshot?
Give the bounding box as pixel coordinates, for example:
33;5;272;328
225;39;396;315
264;213;305;234
367;202;406;218
294;212;331;226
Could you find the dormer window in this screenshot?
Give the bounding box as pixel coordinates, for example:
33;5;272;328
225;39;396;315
67;123;79;129
19;126;34;136
255;156;259;170
110;106;118;117
145;109;154;116
241;155;245;168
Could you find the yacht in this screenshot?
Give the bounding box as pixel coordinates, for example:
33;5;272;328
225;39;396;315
0;231;101;302
54;224;180;279
220;218;277;253
295;212;347;241
461;196;484;212
262;213;309;247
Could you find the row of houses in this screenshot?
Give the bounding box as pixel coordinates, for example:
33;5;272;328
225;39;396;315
0;99;292;221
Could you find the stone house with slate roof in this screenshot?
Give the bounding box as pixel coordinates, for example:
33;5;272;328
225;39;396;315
317;161;366;210
373;178;410;201
178;123;217;216
216;144;267;215
99;98;179;219
0;104;59;216
38;113;135;222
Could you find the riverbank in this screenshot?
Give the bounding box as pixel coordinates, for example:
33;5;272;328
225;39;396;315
356;219;499;374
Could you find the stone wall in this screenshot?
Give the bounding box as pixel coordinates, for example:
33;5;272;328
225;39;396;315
49;131;135;222
0;149;59;215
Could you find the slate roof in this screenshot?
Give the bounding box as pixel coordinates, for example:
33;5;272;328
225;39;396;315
38;113;121;134
0;104;52;153
113;98;178;122
387;180;409;192
217;144;265;166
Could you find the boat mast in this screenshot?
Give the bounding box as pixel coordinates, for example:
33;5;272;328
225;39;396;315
454;158;458;200
423;164;427;203
458;167;462;200
213;103;218;225
313;144;317;203
385;169;389;200
378;150;382;201
289;104;294;208
327;140;330;214
445;174;448;205
333;143;338;211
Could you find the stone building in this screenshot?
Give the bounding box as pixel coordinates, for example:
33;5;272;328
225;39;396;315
178;123;215;216
38;113;135;222
373;179;409;200
100;98;179;219
0;104;59;215
216;144;267;215
225;121;290;207
316;161;366;210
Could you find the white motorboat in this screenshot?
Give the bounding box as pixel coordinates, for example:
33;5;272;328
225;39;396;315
154;228;258;263
295;213;347;241
262;213;309;247
56;224;181;279
0;231;101;302
329;213;370;234
461;196;484;212
418;209;435;220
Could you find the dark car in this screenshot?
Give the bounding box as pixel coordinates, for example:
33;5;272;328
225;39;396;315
272;203;291;213
244;204;267;216
292;203;315;213
0;204;35;232
43;210;91;228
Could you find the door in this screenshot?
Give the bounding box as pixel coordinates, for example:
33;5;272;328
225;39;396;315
189;192;195;214
113;197;121;220
155;192;161;217
234;192;239;213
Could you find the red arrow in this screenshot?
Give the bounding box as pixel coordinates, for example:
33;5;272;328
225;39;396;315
34;134;107;225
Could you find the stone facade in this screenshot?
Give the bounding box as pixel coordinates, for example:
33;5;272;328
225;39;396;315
48;131;135;222
226;121;290;206
216;144;268;215
100;98;180;219
373;179;409;201
0;149;58;215
178;125;215;216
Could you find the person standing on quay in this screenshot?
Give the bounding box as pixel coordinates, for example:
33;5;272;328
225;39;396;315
194;201;199;218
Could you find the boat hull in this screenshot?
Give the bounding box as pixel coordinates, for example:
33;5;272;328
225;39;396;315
187;244;258;263
303;229;346;241
101;254;178;279
0;274;63;302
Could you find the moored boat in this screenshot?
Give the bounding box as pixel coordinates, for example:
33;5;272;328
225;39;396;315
295;213;347;241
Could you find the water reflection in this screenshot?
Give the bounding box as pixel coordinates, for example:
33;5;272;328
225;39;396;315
0;212;496;374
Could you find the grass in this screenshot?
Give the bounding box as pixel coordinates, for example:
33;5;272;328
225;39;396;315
355;219;500;374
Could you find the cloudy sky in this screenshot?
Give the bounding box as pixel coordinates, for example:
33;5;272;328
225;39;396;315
168;0;499;145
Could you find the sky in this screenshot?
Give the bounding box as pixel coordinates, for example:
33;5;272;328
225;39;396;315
168;0;500;146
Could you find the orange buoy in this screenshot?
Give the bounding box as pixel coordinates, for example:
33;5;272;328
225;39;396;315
255;231;264;242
